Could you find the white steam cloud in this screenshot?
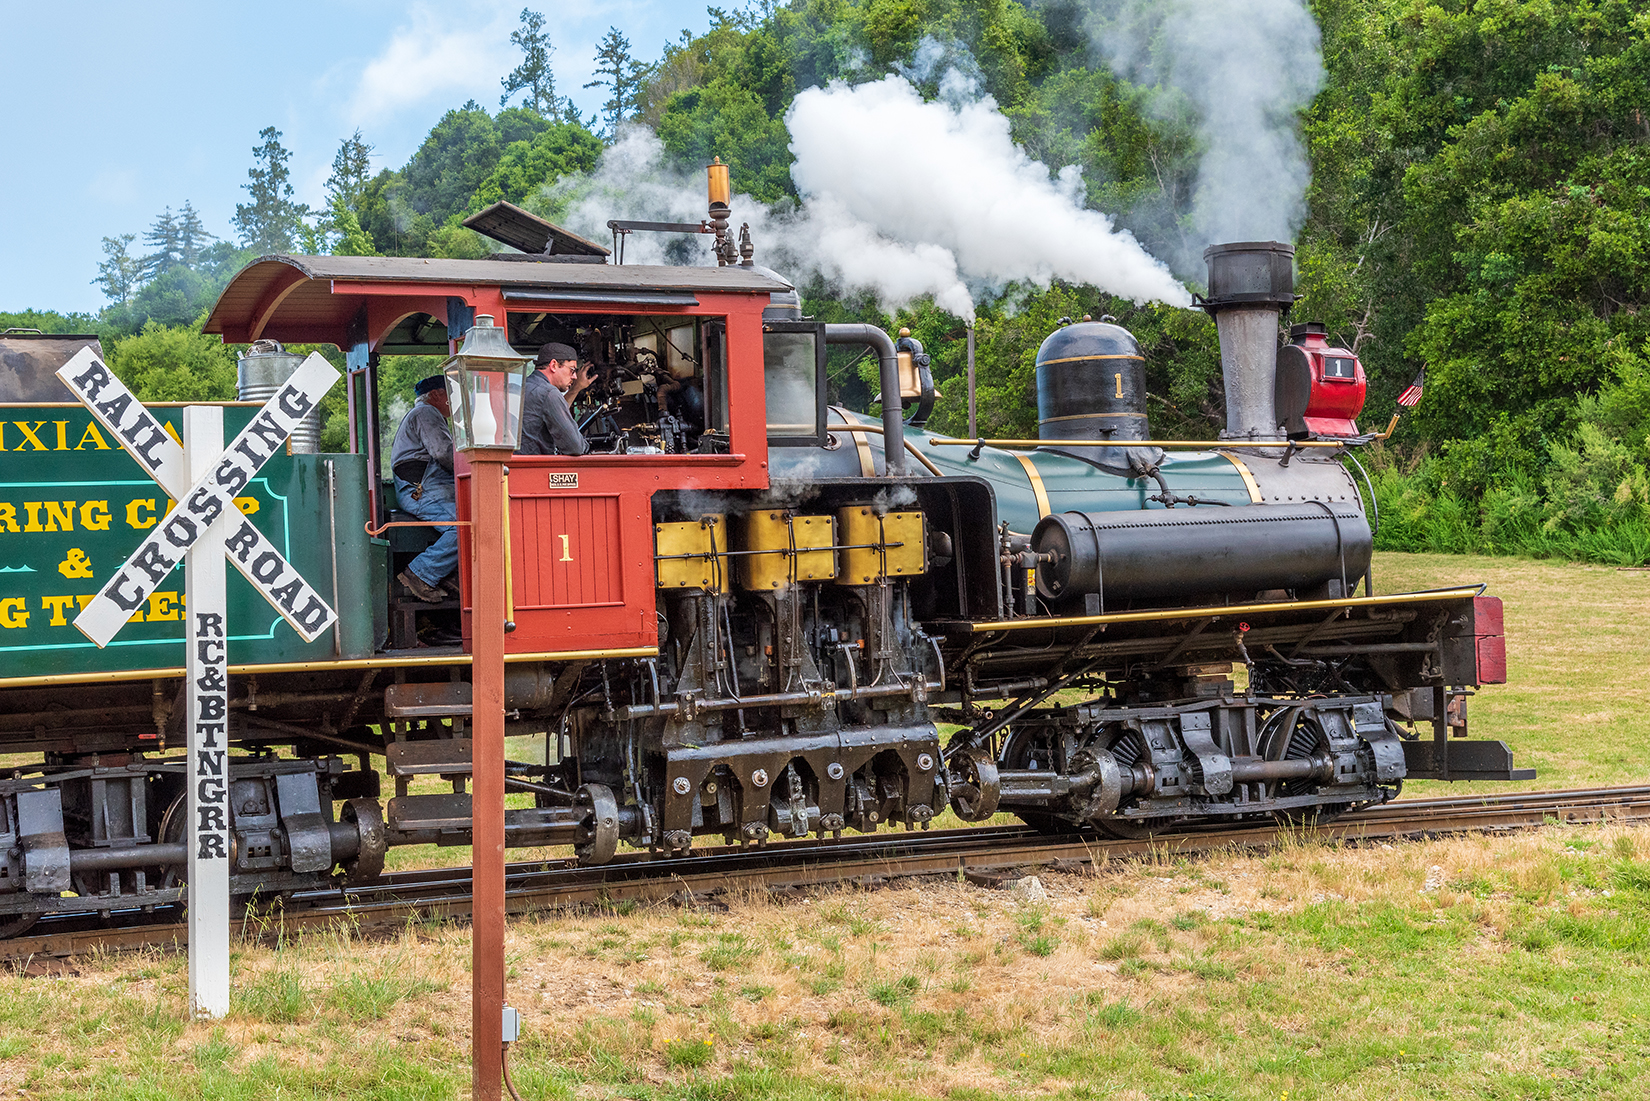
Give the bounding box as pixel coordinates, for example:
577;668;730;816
1095;0;1325;271
547;56;1189;318
785;70;1190;311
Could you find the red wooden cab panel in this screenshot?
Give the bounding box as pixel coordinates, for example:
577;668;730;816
514;493;625;608
1473;595;1506;684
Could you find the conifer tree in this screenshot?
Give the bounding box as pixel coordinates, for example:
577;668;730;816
140;207;179;280
174;201;214;267
326;131;374;213
500;9;560;116
585;27;650;138
93;233;142;304
233;126;311;253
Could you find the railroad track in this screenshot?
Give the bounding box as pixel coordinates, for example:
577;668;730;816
8;784;1649;963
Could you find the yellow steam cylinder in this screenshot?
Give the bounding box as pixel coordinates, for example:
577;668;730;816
707;158;731;206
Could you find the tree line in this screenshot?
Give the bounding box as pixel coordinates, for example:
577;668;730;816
7;0;1647;563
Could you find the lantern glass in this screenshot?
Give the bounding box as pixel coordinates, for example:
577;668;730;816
441;315;533;451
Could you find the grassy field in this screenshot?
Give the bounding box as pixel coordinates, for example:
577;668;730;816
1373;552;1649;793
1;551;1646;1100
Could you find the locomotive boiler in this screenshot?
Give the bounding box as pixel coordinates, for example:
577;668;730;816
0;197;1522;937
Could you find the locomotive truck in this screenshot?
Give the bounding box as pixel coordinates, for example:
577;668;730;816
0;191;1523;936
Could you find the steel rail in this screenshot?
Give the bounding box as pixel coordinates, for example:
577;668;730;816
7;785;1650;962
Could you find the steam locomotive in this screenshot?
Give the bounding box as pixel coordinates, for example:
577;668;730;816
0;190;1522;937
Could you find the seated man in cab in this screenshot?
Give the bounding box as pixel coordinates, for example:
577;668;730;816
517;342;595;456
390;376;459;603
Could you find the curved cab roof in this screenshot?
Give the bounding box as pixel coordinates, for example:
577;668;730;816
203;254;794;347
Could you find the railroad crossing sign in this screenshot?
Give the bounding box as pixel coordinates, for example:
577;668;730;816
55;347;341;1019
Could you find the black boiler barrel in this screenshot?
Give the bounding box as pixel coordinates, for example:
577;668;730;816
1032;503;1372;604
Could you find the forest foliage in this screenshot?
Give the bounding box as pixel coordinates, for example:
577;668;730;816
12;0;1648;563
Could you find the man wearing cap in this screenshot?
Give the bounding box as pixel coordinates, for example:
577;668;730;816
518;342;595;456
390;376;458;603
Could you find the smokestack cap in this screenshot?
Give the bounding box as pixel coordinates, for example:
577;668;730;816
1199;241;1297;316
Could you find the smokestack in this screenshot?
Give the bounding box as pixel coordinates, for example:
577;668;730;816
1200;241;1296;439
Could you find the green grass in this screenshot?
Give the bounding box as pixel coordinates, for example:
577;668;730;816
1371;550;1649;794
700;932;760;971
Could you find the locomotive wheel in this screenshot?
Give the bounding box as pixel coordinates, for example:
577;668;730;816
1094;816;1161;840
573;784;620;865
153;791;189;890
340;798;387;884
0;913;41;939
948;754;1001;821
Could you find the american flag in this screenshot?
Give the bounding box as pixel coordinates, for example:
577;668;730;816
1396;370;1426;408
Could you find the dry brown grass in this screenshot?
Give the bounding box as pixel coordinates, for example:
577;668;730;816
9;819;1650;1098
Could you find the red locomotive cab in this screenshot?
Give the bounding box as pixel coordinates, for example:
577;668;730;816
1274;322;1367;439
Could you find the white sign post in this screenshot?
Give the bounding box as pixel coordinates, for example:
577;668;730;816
183;406;232;1016
55;348;341;1019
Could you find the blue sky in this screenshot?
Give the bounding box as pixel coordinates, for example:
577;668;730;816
2;1;715;316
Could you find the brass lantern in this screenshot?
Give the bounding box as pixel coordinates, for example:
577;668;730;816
441;315;533;451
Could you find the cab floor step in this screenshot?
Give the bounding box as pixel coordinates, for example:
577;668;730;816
385;739;473;776
384;682;472;719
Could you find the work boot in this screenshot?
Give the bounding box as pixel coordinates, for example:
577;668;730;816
438;573;462;596
398;569;444;603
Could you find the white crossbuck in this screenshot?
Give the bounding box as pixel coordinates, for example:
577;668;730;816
55;348;341;1020
56;348;342;647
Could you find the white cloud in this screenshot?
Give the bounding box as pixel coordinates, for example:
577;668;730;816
347;5;515;124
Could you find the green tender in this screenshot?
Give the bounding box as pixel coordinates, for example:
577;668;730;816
0;404;383;681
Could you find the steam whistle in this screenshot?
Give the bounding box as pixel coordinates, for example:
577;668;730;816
707;157;736;266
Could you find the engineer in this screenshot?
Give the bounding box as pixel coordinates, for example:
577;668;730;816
390;376;458;603
517;342;595;456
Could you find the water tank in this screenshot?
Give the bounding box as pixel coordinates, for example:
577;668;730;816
237;339;320;453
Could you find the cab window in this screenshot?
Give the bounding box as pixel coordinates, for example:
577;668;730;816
762;322;826;446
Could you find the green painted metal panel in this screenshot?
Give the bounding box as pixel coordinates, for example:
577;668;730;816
0;404;374;679
837;414;1255;535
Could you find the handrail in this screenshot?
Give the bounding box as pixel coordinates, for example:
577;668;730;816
925;437;1353;450
825;422;945;477
364;519;470;537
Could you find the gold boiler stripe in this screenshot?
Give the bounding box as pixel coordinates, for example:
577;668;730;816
831;404;884;475
1012;453;1052;519
1220;452;1265;503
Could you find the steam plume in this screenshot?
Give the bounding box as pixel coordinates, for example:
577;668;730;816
548;61;1190;317
1094;0;1325;272
785;69;1190;311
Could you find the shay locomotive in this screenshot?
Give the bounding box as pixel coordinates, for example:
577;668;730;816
0;189;1524;937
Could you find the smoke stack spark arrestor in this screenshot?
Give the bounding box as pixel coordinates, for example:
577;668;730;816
1197;241;1297;440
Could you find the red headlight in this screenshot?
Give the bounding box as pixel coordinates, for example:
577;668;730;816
1275;322;1366;439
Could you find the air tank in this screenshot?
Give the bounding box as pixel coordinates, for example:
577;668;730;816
237;339;321;453
1033;501;1372;607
